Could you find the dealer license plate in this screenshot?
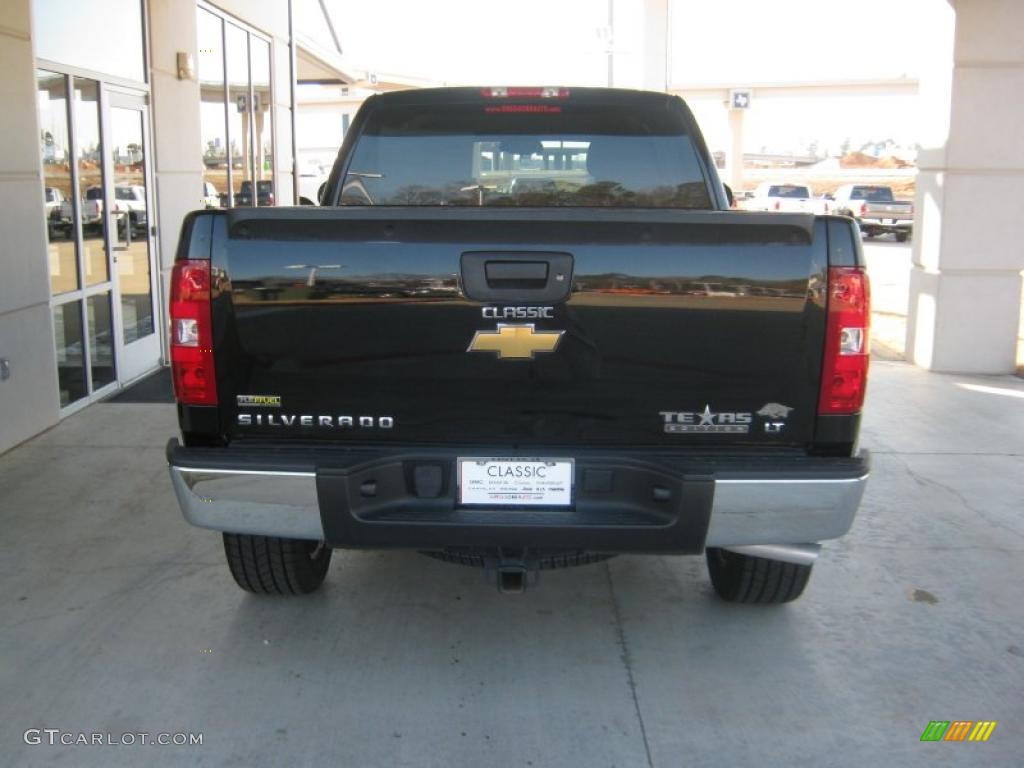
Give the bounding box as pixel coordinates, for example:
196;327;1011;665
458;458;574;507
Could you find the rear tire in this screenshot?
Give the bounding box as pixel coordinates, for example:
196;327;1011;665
705;547;811;604
895;232;909;243
223;534;332;595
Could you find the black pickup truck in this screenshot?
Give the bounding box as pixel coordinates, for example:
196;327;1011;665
167;87;870;602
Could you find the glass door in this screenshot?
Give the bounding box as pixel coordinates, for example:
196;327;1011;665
38;71;118;410
37;72;161;411
103;90;160;383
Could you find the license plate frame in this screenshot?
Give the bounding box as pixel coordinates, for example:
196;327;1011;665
457;457;575;507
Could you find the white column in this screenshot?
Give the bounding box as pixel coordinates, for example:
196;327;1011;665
608;0;668;91
148;0;203;310
642;0;668;92
728;106;745;192
906;0;1024;373
0;0;61;453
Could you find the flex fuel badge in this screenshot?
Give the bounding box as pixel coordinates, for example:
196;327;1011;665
237;395;282;408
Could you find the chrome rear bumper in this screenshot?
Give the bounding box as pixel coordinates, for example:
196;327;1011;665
705;475;866;546
169;455;867;552
171;467;322;540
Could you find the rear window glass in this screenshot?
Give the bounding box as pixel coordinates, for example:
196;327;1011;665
850;186;894;202
338;102;712;209
767;185;810;198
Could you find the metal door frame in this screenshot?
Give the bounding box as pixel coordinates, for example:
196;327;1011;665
44;71;117;416
101;86;162;386
40;71;161;417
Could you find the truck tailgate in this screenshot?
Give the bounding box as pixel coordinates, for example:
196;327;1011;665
865;202;912;217
210;208;828;447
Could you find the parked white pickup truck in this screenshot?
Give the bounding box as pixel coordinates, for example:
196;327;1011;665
831;184;913;242
54;185;148;239
112;184;148;237
44;187;66;237
746;182;822;214
55;186;104;237
297;161;330;205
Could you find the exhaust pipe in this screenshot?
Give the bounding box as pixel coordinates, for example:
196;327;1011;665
724;543;821;567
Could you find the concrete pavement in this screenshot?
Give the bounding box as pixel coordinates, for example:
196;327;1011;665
1;361;1022;767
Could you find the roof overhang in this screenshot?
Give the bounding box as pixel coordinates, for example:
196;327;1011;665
295;35;356;85
343;71;440;92
672;78;919;99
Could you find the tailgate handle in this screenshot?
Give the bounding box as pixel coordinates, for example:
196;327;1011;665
461;251;573;303
485;261;547;286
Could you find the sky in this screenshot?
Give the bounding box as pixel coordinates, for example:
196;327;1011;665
322;0;945;85
302;0;951;155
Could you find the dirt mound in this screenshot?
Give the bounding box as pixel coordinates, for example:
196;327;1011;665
840;152;913;169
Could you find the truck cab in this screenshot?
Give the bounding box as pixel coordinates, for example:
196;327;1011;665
747;182;817;213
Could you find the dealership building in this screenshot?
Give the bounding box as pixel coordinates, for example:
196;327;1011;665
1;0;1022;455
0;0;358;453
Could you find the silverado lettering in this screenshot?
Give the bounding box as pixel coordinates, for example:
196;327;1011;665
167;86;870;603
236;414;395;428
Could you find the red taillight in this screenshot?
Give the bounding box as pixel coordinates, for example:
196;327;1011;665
859;202;868;217
170;259;217;405
774;200;781;211
481;87;569;98
819;267;870;414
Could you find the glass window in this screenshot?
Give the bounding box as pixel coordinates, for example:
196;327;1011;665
200;12;275;209
74;79;108;286
340;103;712;209
32;0;145;83
53;301;87;407
87;293;115;389
198;9;227;208
250;37;274;205
110;106;154;344
225;23;250;207
850;186;894;202
37;70;77;294
767;185;811;199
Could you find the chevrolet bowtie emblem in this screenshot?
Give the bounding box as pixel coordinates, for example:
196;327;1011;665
467;324;565;360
